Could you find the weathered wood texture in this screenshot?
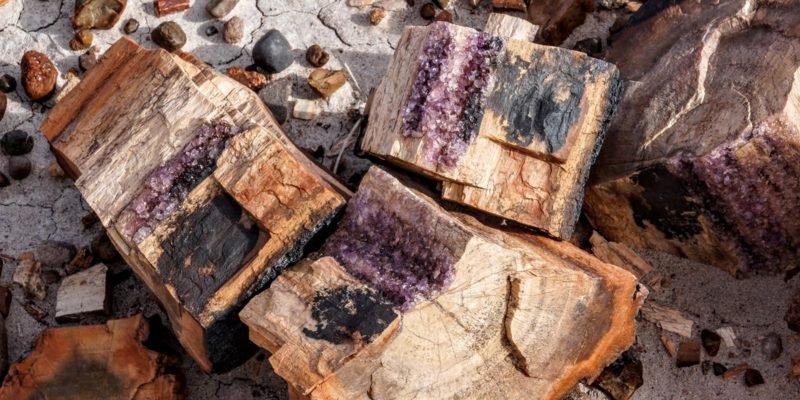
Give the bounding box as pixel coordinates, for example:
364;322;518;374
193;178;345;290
361;21;620;239
586;0;800;275
55;263;109;322
0;314;184;399
40;37;350;372
240;167;645;400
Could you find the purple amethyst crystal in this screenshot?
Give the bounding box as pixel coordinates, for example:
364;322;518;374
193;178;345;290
120;120;241;243
401;22;504;168
323;187;456;310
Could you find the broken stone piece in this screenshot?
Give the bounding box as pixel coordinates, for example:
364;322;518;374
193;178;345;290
258;77;291;124
69;30;93;51
308;69;347;98
207;0;240;18
123;18;139;34
73;0;127;30
744;369;765;386
55;263;109;322
151;21;186;52
225;67;266;92
292;99;320;120
13;256;46;300
591;349;643;400
0;314;185;399
306;44;329;67
223;16;244;44
369;8;386;25
722;363;749;380
701;329;722;357
660;334;676;357
640;302;694;338
1;130;34;156
79;46;99;72
69;247;94;269
433;10;453;22
21;51;58;101
420;2;436;19
676;341;701;368
155;0;189;16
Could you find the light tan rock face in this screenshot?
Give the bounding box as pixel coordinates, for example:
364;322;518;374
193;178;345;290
586;0;800;275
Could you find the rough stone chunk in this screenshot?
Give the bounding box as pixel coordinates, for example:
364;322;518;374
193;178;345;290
253;30;293;74
13;255;46;300
225;67;266;92
223;16;244;44
1;130;33;156
73;0;127;30
258;77;291;123
21;51;58;101
123;18;139;34
55;263;109;322
308;69;347;98
79;46;99;72
155;0;189;16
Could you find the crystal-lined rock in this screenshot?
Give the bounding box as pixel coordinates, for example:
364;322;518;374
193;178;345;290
323;186;456;309
120;120;240;243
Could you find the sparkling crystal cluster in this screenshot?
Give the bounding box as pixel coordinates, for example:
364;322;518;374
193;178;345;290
121;120;240;243
681;119;800;270
323;187;456;310
401;22;504;168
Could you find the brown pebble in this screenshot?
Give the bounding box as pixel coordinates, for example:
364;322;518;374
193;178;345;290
151;21;186;52
8;156;32;180
69;30;93;51
0;92;6;122
47;161;65;178
369;8;386;25
420;3;436;19
306;44;330;67
225;67;267;92
712;362;727;376
23;302;47;321
701;329;722;356
676;340;701;368
223;16;244;44
21;50;58;101
433;10;453;22
308;68;348;98
123;18;139;34
79;46;99;72
0;286;11;318
744;369;764;386
155;0;190;16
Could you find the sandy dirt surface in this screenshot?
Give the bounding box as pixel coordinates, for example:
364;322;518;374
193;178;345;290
0;0;798;399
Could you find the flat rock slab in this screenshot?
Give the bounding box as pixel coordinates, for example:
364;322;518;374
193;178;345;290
0;314;184;399
55;263;108;322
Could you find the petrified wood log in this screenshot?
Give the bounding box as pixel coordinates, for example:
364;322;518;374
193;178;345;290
40;38;350;372
585;0;800;275
240;167;645;400
0;314;184;399
361;20;620;239
527;0;593;45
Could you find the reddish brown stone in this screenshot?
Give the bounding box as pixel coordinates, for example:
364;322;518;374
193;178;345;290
21;51;58;101
154;0;189;16
369;8;386;25
433;10;453;23
308;68;347;98
225;67;267;92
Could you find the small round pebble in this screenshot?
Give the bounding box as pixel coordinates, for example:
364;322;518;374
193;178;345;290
8;156;31;180
124;18;140;34
71;30;93;51
79;47;99;72
760;332;782;360
152;21;187;52
0;75;16;93
253;30;293;74
205;25;219;36
369;8;386;25
420;3;436;19
1;130;34;156
0;172;8;187
223;16;244;44
306;44;330;68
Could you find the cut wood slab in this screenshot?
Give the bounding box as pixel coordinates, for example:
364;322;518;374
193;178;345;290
55;263;109;322
586;0;800;275
0;314;184;399
240;167;645;400
361;20;620;239
40;37;350;372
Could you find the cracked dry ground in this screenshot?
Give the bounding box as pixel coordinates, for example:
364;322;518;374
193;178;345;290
0;0;799;399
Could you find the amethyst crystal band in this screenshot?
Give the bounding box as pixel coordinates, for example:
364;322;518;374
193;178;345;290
401;22;504;168
323;187;456;310
120;120;241;243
